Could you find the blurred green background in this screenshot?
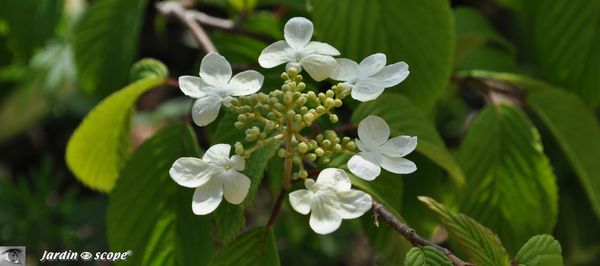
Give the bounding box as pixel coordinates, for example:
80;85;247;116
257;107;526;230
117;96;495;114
1;0;599;265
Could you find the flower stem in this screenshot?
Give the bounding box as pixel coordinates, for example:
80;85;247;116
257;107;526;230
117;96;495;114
371;201;473;266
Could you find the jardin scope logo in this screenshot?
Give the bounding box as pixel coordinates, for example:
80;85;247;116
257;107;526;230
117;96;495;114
0;246;25;266
39;249;132;263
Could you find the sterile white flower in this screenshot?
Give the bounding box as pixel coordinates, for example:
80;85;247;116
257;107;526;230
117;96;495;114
258;17;340;81
330;53;409;102
348;115;417;181
169;143;251;215
289;168;372;235
179;52;264;126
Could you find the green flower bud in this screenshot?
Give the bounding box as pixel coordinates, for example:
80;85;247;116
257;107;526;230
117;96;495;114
298;170;308;179
318;93;327;103
326;90;335;98
316;134;324;143
297;82;306;91
329;114;339;123
306;91;317;101
324;98;335;108
286;110;296;119
230;98;240;106
316;106;326;114
304;153;317;161
334;99;343;107
278;148;286;158
303;113;314;124
315;148;324;157
298;142;308;153
293;156;302;165
234;122;244;129
322;139;331;148
284;91;293;104
238;114;248;123
320;157;331;164
287;67;298;77
334;144;342;152
345;141;357;151
234;142;244;155
274;103;285;111
295;74;303;82
281;72;290;80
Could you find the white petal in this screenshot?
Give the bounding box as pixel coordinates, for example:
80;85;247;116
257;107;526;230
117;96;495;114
336;190;372;219
289;189;313;215
169;157;214;188
358;53;386;77
379;136;417;157
228;70;264;96
202;143;231;163
367;61;409;88
358;115;390;147
178;76;212;98
192;178;223;215
330;58;359;81
200;52;232;86
315;168;352;191
300;54;337;81
347;153;381;181
192;94;222;126
258;41;293;68
284;17;313;49
380;156;417;174
304;41;340;56
230;155;245;171
350;82;385;102
221;171;251;204
309;197;342;234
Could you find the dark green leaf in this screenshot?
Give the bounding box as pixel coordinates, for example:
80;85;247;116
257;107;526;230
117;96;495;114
107;124;213;266
458;104;558;252
352;93;465;187
66;76;166;192
74;0;148;96
404;246;453;266
313;0;455;112
514;235;563;266
508;0;600;106
527;89;600;221
214;203;246;244
419;197;510;266
208;226;280;266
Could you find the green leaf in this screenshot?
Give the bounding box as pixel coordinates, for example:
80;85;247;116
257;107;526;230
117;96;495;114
107;124;213;266
214;203;245;244
454;7;514;61
455;46;519;73
352;93;465;187
208;226;280;266
65;76;166;192
243;141;280;208
312;0;455;112
510;0;600;106
404;246;453;266
73;0;148;96
419;196;510;266
0;0;63;60
527;89;600;221
514;235;563;266
0;77;49;142
458;104;558;252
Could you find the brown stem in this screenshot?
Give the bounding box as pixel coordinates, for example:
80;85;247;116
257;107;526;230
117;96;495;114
333;123;356;133
156;2;217;53
266;188;287;229
372;201;474;266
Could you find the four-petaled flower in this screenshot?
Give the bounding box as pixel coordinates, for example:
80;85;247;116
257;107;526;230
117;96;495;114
169;144;251;215
330;53;409;102
289;168;372;234
258;17;340;81
179;52;264;126
348;115;417;181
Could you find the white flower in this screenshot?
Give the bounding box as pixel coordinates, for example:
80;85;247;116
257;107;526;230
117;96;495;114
169;144;251;215
348;115;417;181
179;52;264;126
330;53;409;102
289;168;372;235
258;17;340;81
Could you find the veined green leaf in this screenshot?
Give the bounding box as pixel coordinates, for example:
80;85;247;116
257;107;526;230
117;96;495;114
458;104;558;252
74;0;148;96
352;93;465;187
208;226;280;266
454;7;514;61
404;246;453;266
527;89;600;221
66;76;166;192
514;235;563;266
214;203;245;244
107;124;213;266
312;0;455;112
419;197;510;266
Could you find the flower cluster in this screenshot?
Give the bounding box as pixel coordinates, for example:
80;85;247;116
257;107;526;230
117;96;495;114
169;17;417;234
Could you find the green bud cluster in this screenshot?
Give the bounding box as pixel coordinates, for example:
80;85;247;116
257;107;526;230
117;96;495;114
227;67;354;180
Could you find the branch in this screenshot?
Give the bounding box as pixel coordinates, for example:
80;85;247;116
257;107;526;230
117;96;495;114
156;2;217;53
372;201;473;266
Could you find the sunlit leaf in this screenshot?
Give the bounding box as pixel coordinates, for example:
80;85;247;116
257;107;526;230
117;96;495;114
514;235;563;266
66;75;166;192
404;246;453;266
208;226;280;266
